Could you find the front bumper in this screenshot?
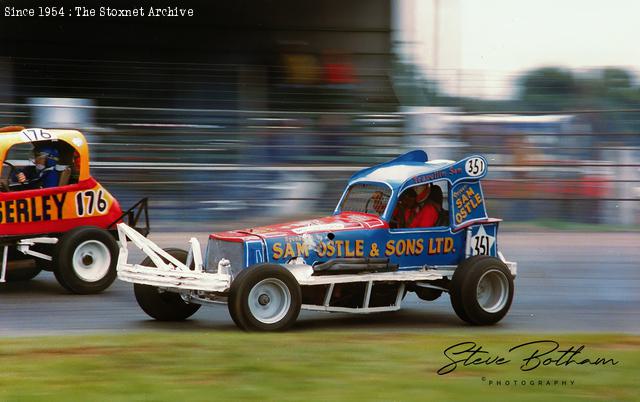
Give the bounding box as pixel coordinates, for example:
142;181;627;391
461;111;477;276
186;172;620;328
116;223;231;293
499;251;517;277
117;262;231;293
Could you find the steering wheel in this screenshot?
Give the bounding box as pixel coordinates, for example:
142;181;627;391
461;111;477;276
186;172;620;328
2;161;39;191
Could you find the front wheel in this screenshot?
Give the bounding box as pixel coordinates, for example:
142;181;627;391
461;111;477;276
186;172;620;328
449;256;514;325
228;264;301;331
134;248;201;321
53;226;118;294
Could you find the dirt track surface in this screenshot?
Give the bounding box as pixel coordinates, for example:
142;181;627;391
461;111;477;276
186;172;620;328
1;232;639;336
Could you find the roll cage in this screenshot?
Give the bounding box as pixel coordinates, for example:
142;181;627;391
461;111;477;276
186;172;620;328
0;127;91;182
334;151;489;230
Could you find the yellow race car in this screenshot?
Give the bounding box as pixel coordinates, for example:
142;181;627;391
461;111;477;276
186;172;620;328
0;126;148;293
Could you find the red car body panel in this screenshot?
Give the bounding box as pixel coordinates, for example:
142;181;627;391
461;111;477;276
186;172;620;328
210;212;388;242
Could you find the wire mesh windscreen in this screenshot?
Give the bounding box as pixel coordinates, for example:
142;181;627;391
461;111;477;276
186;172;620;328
339;183;391;217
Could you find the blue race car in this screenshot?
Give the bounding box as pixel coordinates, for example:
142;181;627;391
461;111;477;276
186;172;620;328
117;150;517;331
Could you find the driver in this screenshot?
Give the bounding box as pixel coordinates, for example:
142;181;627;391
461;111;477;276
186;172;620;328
14;146;60;189
408;184;439;228
392;188;417;228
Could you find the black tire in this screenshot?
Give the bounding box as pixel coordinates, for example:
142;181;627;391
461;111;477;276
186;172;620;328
415;287;442;301
228;264;301;332
449;256;490;323
53;226;118;294
227;268;251;329
4;260;42;282
449;255;514;325
134;248;201;321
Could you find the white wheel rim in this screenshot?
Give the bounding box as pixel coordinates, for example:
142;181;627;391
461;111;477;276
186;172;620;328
248;278;291;324
72;240;111;282
476;269;509;313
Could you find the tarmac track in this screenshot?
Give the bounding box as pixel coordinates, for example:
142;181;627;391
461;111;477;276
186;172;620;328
1;232;639;336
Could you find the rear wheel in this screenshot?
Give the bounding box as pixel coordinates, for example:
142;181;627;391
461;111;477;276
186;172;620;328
133;248;201;321
228;264;301;331
450;256;514;325
53;227;118;294
4;260;42;282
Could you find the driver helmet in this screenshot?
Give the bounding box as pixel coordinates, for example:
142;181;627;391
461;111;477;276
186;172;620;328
32;146;59;170
414;183;432;204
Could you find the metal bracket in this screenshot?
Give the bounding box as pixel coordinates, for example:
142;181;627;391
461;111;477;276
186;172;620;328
414;282;448;292
186;237;204;272
117;223;186;271
109;197;149;236
0;245;8;283
498;251;518;276
16;237;59;261
305;280;407;314
116;223;231;293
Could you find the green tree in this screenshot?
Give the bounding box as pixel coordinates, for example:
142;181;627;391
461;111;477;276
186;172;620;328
518;67;577;110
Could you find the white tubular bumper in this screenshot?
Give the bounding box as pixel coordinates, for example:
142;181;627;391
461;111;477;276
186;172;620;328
116;223;231;293
498;251;517;277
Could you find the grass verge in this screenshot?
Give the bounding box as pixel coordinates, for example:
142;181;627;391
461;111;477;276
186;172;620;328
0;331;638;401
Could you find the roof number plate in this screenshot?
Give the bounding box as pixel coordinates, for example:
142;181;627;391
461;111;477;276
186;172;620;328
21;128;55;142
465;157;485;177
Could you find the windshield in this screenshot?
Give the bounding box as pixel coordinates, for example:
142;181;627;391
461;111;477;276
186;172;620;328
339;183;391;217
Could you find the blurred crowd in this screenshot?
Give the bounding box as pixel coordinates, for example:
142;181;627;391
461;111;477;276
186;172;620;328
0;56;638;230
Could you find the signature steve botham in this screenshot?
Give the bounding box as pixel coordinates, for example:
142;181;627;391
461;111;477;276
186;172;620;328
438;340;619;375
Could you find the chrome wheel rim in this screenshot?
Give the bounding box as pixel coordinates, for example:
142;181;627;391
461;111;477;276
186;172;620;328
476;269;509;313
72;240;111;282
248;278;291;324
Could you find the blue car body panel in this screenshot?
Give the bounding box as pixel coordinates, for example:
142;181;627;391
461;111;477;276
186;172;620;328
214;151;501;272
